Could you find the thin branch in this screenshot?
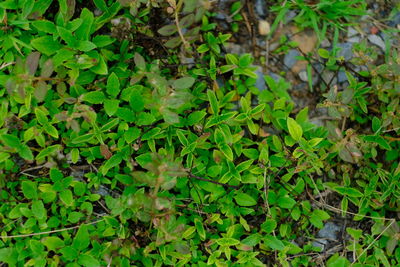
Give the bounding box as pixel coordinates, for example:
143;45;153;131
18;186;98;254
188;173;239;189
351;219;395;266
0;219;104;239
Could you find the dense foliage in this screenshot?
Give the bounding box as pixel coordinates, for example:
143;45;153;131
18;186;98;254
0;0;399;266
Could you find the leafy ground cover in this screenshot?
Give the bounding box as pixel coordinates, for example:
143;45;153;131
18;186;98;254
0;0;399;266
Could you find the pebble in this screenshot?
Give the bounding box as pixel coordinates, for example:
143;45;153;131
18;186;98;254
283;49;300;69
255;66;267;90
338;71;347;83
312;222;341;251
312;239;328;251
225;42;245;55
368;34;386;51
317;222;341;240
321;71;337;85
320;39;331;48
347;27;361;43
388;12;400;27
298;70;308;82
336;43;353;60
254;0;267;18
258;20;271;36
284;11;297;24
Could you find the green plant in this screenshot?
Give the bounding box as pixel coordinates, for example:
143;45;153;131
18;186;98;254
271;0;367;41
0;0;399;266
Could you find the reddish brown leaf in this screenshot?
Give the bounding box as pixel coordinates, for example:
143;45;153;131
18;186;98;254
100;144;112;159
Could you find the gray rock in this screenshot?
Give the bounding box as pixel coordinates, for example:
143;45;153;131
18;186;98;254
321;39;331;48
312;239;328;251
254;0;267;18
255;66;267;90
71;170;85;180
347;27;361;43
322;71;337;85
317;222;341;240
95;185;110;197
368;34;386;51
225;42;245;55
338;71;347;83
337;43;353;60
388;12;400;27
284;11;297;24
284;49;300;69
214;12;226;20
310;118;324;127
347;27;358;38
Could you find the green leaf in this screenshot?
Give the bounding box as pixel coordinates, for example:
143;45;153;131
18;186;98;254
104;99;119;116
22;181;38;200
234;193;257;206
187;111;206;125
207;90;219;115
287;117;303;141
76;40;97;52
334;186;363;198
93;0;108;12
71;148;80;163
60;246;78;261
264;235;285;251
31;36;61;56
42;236;65;251
43;123;59;138
36;145;61;161
18;144;34;160
59;189;74;206
372;117;381;133
83;91;106;104
57;26;76;46
219;144;233;161
176;130;189;146
172;77;195;89
194;218;206;241
32;20;57;34
29;240;45;256
101;153;123;175
32;200;46;220
216;238;240;246
238;53;253;68
68;211;83;223
92;35;115;47
75;8;94;40
277;196;296;209
0;134;21;149
136;112;156;126
71;225;90;253
129;91;144;112
0;248;17;265
124;127;141;144
106;72;120;97
261;219;277;233
71;133;94;144
318;48;330;59
78;254;100;267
